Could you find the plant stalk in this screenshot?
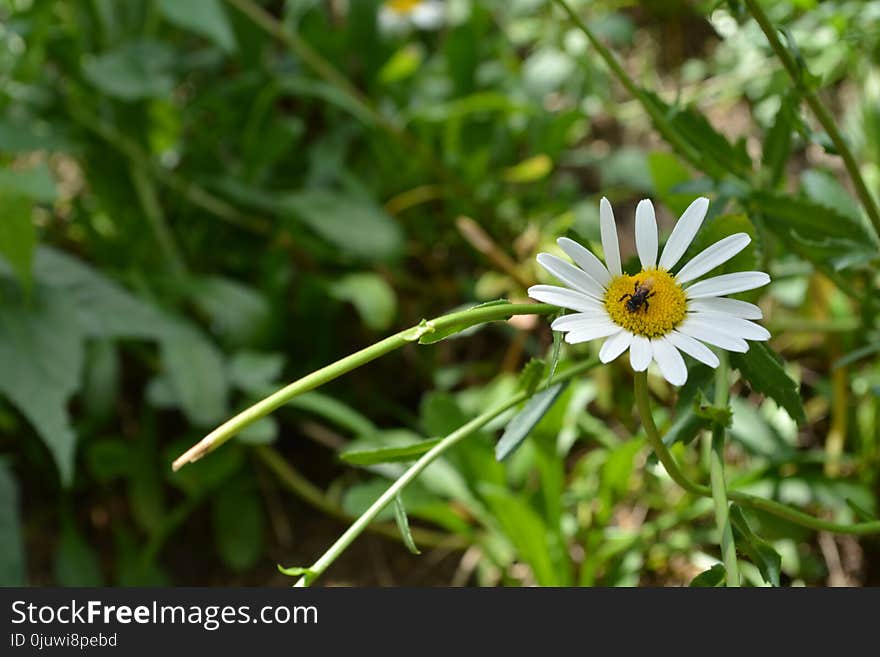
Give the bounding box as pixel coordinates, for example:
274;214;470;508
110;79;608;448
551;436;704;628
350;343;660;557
708;354;739;586
293;358;600;586
172;302;556;470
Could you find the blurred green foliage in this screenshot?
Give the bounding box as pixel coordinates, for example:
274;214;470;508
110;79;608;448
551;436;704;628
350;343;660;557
0;0;879;586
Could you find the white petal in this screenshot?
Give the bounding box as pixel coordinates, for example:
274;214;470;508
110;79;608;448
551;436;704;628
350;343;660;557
688;297;762;320
651;337;688;386
658;197;709;271
411;1;444;29
675;233;751;284
630;335;652;371
600;197;621;277
558;237;611;286
564;319;621;344
678;316;749;353
684;271;771;299
599;330;632;363
689;311;770;341
528;285;604;313
635;200;658;269
536;253;606;299
551;310;610;331
666;330;720;368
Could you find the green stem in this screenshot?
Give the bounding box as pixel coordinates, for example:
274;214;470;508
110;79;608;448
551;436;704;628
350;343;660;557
709;355;739;586
633;371;880;536
129;163;186;276
551;0;727;180
742;0;880;240
293;358;599;587
172;303;557;470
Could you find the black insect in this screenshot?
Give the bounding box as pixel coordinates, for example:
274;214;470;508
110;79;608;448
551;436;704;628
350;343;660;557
619;277;656;313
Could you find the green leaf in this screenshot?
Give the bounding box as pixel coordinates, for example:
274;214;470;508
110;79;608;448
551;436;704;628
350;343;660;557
648;151;694;216
160;323;228;427
329;272;397;331
481;485;565;586
0;164;57;202
286;391;376;437
54;520;103;586
730;343;806;425
0;191;35;293
83;40;176;101
379;43;425;84
517;358;546;395
845;497;878;522
157;0;236;52
800;169;862;223
645;92;752;179
0;287;83;485
417;300;514;345
282;189;403;261
237;417;279;445
277;564;317;578
421;392;467;437
495;382;567;461
212;477;265;571
689;563;726;587
730;504;782;587
393;495;421;555
761;93;797;188
0;461;25;585
502;154;553;183
340;438;440;466
661;406;710;448
751;191;872;244
228;351;285;395
187;276;271;348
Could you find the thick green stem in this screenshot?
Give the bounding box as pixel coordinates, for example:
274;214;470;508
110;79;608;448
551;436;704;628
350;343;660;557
633;371;880;536
172;303;556;470
709;355;739;586
293;358;599;586
742;0;880;240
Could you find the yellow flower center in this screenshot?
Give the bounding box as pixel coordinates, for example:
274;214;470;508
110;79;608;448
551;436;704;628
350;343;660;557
385;0;424;13
604;268;687;338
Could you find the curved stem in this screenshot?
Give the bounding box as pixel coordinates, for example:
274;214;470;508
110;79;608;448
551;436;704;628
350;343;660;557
633;371;880;536
742;0;880;240
293;358;599;586
709;355;739;586
172;302;556;470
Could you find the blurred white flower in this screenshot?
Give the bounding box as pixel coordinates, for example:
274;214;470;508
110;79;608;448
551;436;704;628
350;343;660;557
529;197;770;386
378;0;445;34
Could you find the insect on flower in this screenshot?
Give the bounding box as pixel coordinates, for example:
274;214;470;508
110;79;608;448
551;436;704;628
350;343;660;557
528;197;771;386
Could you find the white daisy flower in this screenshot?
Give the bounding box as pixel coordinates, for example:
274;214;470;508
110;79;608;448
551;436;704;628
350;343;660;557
528;197;771;386
378;0;445;34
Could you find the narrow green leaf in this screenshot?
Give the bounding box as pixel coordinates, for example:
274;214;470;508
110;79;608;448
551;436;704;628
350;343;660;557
393;495;421;555
689;563;726;587
160;323;228;427
277;564;317;578
518;358;546;395
340;439;441;466
730;342;806;425
729;504;782;587
329;272;397;331
495;382;567;461
417;300;513;345
0;191;35;293
281;189;403;261
157;0;236;53
845;497;878;522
